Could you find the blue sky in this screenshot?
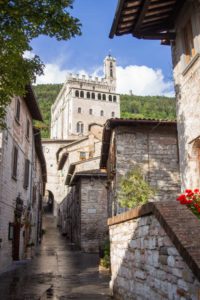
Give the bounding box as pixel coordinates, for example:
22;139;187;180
31;0;174;96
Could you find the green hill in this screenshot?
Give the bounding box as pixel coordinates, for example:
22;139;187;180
33;84;176;138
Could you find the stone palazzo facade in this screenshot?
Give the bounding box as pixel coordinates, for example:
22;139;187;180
51;55;120;140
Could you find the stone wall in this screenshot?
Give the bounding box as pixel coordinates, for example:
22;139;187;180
107;125;180;215
59;175;108;253
108;202;200;300
172;1;200;189
80;177;108;252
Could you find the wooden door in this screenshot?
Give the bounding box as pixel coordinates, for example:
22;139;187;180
12;222;20;260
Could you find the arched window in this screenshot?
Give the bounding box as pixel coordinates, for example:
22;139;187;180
111;112;115;117
109;95;112;102
113;96;117;102
92;92;95;99
102;94;106;101
89;109;93;115
78;107;81;113
80;91;84;98
75;90;79;97
100;110;104;116
98;93;101;100
77;122;84;134
87;92;90;99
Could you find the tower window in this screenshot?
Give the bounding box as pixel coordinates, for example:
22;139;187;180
80;91;84;98
78;107;81;113
75;90;79;97
77;122;84;134
102;94;106;101
98;93;101;100
101;110;104;116
92;92;95;99
87;92;90;99
113;96;117;102
109;95;112;102
89;109;93;115
111;112;115;117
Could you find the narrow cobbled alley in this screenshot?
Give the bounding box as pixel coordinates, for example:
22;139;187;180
0;215;112;300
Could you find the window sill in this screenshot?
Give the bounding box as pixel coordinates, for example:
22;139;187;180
182;53;200;76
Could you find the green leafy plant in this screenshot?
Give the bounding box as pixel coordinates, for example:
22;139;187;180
100;240;110;269
0;1;81;126
118;167;155;209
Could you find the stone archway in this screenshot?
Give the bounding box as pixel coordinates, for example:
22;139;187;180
43;190;54;214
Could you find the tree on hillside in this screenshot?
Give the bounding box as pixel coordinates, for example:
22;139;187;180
0;0;81;125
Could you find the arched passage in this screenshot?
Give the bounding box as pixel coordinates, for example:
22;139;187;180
43;190;54;214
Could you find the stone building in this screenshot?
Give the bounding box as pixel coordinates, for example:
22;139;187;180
59;169;107;253
43;56;120;215
109;0;200;190
100;118;180;216
57;124;109;252
51;55;120;140
0;86;46;273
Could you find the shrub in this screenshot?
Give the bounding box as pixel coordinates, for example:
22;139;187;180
118;167;155;209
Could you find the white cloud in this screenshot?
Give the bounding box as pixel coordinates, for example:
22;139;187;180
35;60;174;96
116;65;174;96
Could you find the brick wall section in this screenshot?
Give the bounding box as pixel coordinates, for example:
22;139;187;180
108;201;200;299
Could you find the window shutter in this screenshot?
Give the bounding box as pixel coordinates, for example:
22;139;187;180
12;146;18;179
23;159;30;189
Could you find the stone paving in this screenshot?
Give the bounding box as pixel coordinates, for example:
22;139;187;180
0;215;112;300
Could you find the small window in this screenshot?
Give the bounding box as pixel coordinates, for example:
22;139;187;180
183;20;195;64
87;92;90;99
78;107;81;113
113;96;117;102
15;99;20;123
80;91;84;98
89;109;93;115
103;94;106;101
12;146;18;180
92;92;95;99
100;110;104;116
23;159;30;189
75;90;79;97
98;93;101;100
80;151;86;161
77;122;84;134
26;119;30;139
111;112;115;117
109;95;112;102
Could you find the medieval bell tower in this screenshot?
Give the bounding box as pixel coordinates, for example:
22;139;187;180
104;54;116;90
